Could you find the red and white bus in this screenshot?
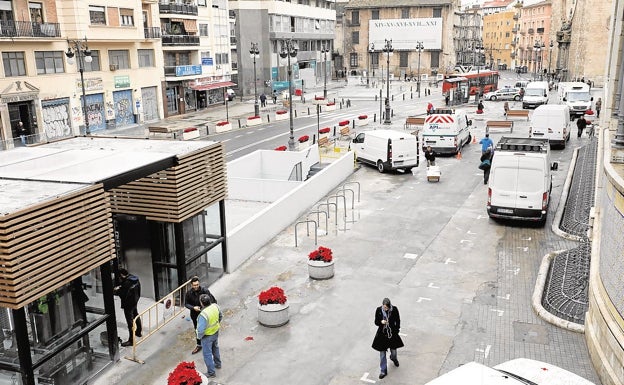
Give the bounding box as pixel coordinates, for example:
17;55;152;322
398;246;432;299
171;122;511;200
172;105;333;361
442;70;500;96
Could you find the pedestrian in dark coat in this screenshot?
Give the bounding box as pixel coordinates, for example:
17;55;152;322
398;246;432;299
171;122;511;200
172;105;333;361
479;148;494;184
372;298;404;379
424;146;436;167
185;276;217;354
577;115;587;137
114;269;142;346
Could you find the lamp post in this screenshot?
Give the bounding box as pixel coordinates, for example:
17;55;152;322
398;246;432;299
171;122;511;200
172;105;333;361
382;39;393;124
474;41;483;103
548;41;553;81
416;41;424;98
250;42;260;117
279;39;298;150
321;44;329;99
532;41;542;81
65;38;93;135
367;43;375;88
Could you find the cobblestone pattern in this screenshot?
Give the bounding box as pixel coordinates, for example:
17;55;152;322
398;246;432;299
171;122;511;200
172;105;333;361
598;181;624;318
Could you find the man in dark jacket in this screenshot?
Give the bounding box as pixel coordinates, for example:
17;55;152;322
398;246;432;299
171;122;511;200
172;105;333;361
185;276;217;354
480;148;494;184
372;298;404;379
577;115;588;137
424;146;436;167
114;269;142;347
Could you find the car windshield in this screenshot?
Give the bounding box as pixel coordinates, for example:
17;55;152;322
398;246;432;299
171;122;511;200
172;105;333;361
567;92;590;101
525;89;543;96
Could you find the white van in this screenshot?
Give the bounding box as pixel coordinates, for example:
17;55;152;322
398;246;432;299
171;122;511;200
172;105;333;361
422;109;472;154
530;104;571;148
351;129;418;173
424;358;596;385
558;82;593;118
487;137;558;225
522;81;549;109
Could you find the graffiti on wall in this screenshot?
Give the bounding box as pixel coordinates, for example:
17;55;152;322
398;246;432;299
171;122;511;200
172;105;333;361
42;101;71;139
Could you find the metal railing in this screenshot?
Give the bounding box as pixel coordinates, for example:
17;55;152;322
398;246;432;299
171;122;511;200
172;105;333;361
0;20;61;38
162;34;200;46
125;278;193;364
143;27;162;39
159;3;198;15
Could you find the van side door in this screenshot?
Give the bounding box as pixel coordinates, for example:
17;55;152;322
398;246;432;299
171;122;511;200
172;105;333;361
352;133;367;161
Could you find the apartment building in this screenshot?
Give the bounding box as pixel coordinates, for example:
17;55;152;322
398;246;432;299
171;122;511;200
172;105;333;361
454;9;481;68
0;0;163;149
482;9;515;69
516;0;552;76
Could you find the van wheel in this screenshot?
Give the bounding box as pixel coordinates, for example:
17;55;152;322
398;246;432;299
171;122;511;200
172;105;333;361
490;96;497;101
466;134;472;146
377;161;385;173
514;95;521;101
404;167;413;173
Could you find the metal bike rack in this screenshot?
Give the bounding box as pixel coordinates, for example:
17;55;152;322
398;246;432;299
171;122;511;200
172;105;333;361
294;220;318;247
340;181;361;202
333;188;356;224
307;210;329;235
326;194;348;231
317;202;338;233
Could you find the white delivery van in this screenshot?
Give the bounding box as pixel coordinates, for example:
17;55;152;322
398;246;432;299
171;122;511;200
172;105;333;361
351;129;418;173
423;358;596;385
522;81;549;109
422;109;472;154
558;82;593;118
487;137;558;225
529;104;571;148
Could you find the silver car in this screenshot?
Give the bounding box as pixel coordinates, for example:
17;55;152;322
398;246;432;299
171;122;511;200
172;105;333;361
484;87;522;101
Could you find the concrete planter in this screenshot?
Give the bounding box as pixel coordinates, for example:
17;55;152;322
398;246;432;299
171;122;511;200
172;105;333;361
247;117;262;126
312;98;326;105
307;259;335;280
275;112;289;121
325;104;336;112
355;117;369;127
298;141;311;150
215;122;232;133
182;129;200;140
258;303;289;327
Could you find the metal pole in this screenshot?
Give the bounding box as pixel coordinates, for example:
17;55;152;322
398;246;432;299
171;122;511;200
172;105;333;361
251;43;259;117
384;39;392;124
367;47;370;88
323;47;328;99
288;53;295;150
416;42;422;98
79;65;90;135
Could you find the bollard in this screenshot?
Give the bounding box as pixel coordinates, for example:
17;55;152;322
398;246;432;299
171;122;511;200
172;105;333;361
392;95;394;101
352;120;355;129
374;113;376;122
411;92;413;99
313;133;317;144
375;94;378;102
267;114;270;122
391;109;394;117
411;86;413;92
238;119;241;128
308;107;310;115
403;94;405;100
295;110;298;118
333;126;337;136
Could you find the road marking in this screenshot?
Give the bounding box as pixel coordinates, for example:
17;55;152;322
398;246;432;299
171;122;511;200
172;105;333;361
490;309;504;317
460;239;472;244
467;230;476;235
403;253;418;259
360;372;376;383
445;258;456;264
516;246;529;252
507;268;520;275
395;196;401;199
522;237;532;241
477;215;487;219
498;294;510;300
416;297;432;303
476;344;491;358
428;283;439;289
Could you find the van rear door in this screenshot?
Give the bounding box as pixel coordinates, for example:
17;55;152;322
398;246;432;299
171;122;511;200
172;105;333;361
514;157;546;210
390;136;418;167
490;157;520;211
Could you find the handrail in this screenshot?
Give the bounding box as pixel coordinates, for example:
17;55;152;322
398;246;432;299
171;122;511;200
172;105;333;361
124;278;194;363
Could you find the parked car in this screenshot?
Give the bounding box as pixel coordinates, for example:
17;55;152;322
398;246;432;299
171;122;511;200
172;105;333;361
483;87;522;101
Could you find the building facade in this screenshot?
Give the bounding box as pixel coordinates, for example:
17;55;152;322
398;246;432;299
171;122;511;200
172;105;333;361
482;9;514;70
516;0;552;77
454;9;482;69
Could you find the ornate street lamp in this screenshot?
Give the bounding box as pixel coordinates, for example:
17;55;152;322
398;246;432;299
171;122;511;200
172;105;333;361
548;41;554;81
533;41;542;81
415;41;424;98
474;41;484;103
65;38;93;135
382;39;393;124
250;42;260;116
367;43;375;88
279;39;298;150
321;44;330;99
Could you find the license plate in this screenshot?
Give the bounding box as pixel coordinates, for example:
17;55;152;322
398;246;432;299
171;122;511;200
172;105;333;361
426;141;436;144
497;208;514;214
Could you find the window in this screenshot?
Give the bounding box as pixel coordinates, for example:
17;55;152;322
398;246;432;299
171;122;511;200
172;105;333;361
371;52;379;68
371;9;379;20
198;0;206;5
120;8;134;26
349;52;358;67
433;8;442;18
138;49;154;67
215;53;228;65
401;8;410;19
178;52;191;65
0;1;15;24
29;2;43;23
199;24;209;36
350;11;359;26
399;52;408;67
2;52;26;77
35;51;64;74
430;51;440;68
352;31;359;45
89;5;106;25
109;50;130;69
84;50;100;72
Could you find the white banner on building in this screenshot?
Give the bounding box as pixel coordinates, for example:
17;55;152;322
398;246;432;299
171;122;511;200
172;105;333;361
369;18;443;51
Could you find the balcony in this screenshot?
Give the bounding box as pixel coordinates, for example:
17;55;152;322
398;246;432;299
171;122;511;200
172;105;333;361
0;20;61;38
159;2;198;16
162;34;200;46
536;27;544;34
144;27;162;39
511;40;517;46
230;36;237;45
347;20;360;27
528;28;534;34
513;14;519;20
512;27;518;33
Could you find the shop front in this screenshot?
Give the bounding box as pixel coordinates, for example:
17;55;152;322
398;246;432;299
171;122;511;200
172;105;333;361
190;81;236;109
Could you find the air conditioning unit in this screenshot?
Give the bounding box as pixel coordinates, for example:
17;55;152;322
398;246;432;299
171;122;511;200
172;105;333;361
109;64;118;71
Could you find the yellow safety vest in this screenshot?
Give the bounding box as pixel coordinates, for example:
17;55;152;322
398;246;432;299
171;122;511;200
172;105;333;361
199;304;220;336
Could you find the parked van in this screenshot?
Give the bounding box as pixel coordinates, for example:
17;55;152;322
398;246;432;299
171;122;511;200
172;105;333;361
422;109;472;154
515;80;529;89
530;104;571;148
487;137;558;225
423;358;596;385
558;82;593;118
522;81;549;109
351;129;418;173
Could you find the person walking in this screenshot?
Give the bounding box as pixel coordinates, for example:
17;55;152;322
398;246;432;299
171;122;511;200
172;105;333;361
479;148;494;184
272;90;277;104
477;99;484;114
503;101;509;116
260;93;267;107
479;133;494;154
196;294;222;379
424;146;436;167
17;121;26;146
185;276;217;354
114;269;142;347
577;114;588;137
595;97;602;118
372;298;404;379
426;102;434;115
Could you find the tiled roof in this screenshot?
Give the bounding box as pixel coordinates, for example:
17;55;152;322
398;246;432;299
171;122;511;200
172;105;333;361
482;0;515;8
345;0;453;9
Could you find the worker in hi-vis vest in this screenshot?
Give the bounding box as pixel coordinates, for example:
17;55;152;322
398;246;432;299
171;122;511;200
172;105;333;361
196;293;223;378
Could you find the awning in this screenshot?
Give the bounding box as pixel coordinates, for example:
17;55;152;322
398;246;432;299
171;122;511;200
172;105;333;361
190;81;236;91
183;19;197;33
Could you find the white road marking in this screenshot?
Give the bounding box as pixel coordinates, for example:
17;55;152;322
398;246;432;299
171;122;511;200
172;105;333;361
467;230;476;235
516;246;529;252
460;239;472;244
522;237;532;241
445;258;456;264
507;268;520;275
490;309;505;317
398;332;407;337
476;344;491;358
403;253;418;259
416;297;432;303
498;294;510;300
360;372;376;383
428;283;439;289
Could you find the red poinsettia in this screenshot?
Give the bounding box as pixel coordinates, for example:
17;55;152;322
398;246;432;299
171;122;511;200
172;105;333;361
319;127;331;134
259;286;287;305
315;96;325;100
274;146;287;151
184;127;197;133
298;135;310;143
338;120;350;126
326;102;335;106
276;110;288;115
248;115;261;120
308;246;333;262
216;121;230;126
358;115;368;120
168;361;202;385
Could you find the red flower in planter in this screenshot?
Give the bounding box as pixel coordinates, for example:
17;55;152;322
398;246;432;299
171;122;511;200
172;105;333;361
276;110;288;115
274;146;287;151
315;96;325;100
358;115;368;120
168;361;202;385
216;121;230;126
326;102;336;106
259;286;287;305
338;120;350;126
308;246;333;263
298;135;310;143
248;115;261;120
319;127;331;134
184;127;197;133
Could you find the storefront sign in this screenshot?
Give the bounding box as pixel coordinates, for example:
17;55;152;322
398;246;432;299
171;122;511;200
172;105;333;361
176;65;202;77
369;18;443;50
1;92;37;103
114;75;131;88
75;77;104;93
201;57;213;66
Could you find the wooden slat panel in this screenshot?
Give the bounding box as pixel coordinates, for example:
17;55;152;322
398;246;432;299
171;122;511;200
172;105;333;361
0;184;115;309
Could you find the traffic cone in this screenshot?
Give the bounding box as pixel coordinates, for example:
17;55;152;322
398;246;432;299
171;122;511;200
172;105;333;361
472;135;477;144
456;149;462;160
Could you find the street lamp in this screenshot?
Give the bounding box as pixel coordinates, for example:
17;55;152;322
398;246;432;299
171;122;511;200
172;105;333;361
367;43;375;88
65;38;93;135
415;41;424;98
279;39;298;150
321;44;329;99
250;42;260;117
533;41;542;81
382;39;393;124
548;41;554;81
474;41;484;103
